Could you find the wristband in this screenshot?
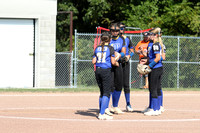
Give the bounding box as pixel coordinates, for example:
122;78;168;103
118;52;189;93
130;52;134;57
120;52;125;58
149;61;156;68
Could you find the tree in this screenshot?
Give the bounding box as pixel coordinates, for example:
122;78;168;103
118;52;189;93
56;0;200;51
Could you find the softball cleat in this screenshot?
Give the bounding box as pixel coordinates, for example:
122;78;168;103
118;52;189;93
105;108;113;116
126;105;134;112
160;106;165;113
98;113;113;120
144;109;160;116
141;107;151;113
112;107;124;114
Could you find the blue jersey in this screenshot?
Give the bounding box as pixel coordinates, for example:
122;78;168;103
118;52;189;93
123;36;133;55
109;36;126;53
93;45;115;69
147;42;163;69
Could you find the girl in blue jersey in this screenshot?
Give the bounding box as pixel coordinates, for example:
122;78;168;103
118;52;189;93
92;32;119;120
140;28;164;116
152;28;166;113
119;22;134;112
108;23;126;114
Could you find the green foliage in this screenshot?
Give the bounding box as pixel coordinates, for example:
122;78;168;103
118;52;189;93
56;1;78;52
123;1;161;29
77;67;96;86
77;36;96;60
161;0;200;36
57;0;200;51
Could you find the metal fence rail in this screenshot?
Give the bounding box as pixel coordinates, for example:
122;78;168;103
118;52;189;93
55;31;200;89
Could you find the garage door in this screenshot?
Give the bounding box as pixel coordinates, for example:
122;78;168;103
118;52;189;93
0;19;34;88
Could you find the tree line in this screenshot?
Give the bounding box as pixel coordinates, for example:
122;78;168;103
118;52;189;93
56;0;200;52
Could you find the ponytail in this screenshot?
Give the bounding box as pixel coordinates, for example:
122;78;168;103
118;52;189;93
158;37;164;54
100;32;111;58
101;41;105;58
151;27;164;54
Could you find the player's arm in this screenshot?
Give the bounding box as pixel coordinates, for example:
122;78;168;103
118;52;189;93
161;53;166;60
110;46;119;66
92;56;96;64
92;49;97;64
139;46;147;57
161;44;166;60
127;37;134;58
111;56;119;66
120;37;126;58
135;42;141;55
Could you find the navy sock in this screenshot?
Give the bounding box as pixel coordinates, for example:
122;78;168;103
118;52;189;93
125;93;130;106
158;96;162;109
99;96;102;111
100;96;109;115
106;92;112;108
112;90;121;107
152;98;158;111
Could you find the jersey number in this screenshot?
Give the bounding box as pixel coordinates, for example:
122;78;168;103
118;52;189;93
97;52;106;63
153;45;159;51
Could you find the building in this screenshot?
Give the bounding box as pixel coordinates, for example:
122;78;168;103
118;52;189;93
0;0;57;88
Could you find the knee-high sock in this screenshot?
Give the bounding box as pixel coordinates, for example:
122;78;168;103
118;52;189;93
106;92;112;108
125;93;130;106
100;96;109;115
158;95;162;109
112;90;121;107
99;96;102;110
152;98;158;111
161;89;163;106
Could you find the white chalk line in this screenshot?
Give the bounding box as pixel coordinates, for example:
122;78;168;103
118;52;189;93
0;107;200;112
0;115;199;122
0;94;200;97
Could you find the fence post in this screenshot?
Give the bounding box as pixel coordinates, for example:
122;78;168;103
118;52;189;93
129;35;132;88
74;29;77;88
177;37;180;89
70;51;73;88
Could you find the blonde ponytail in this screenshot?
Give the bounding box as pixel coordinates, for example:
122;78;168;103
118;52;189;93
151;27;164;54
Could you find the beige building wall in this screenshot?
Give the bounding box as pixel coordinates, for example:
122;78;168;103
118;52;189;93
0;0;57;88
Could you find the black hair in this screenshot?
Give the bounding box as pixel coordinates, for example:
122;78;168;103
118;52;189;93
110;23;120;30
100;32;111;58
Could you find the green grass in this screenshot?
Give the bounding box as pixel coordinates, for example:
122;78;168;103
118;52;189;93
0;87;199;93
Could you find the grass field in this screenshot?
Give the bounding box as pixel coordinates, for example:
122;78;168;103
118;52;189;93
0;87;199;93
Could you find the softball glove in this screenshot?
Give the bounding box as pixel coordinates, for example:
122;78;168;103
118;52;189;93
137;64;152;75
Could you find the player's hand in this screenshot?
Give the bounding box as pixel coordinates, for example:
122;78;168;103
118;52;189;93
115;62;119;67
138;46;143;51
114;52;120;61
125;55;130;62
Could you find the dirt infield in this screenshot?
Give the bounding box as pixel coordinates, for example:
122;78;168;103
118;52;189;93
0;91;199;133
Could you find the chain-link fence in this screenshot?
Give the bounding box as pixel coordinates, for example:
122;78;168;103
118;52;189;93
56;31;200;89
55;52;73;88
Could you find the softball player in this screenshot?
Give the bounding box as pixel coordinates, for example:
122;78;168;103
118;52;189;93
154;28;166;113
109;23;126;114
119;22;134;112
141;28;164;116
135;32;150;89
92;32;119;120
